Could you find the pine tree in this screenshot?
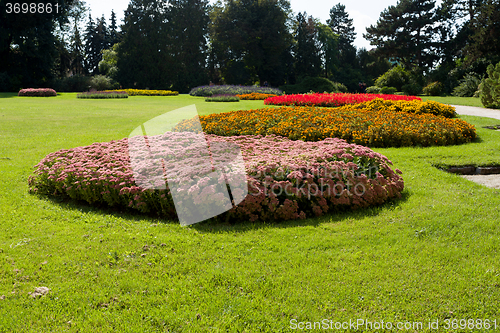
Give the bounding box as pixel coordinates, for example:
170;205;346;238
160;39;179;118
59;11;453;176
364;0;437;71
84;13;99;74
109;10;120;45
327;3;356;48
210;0;293;86
294;12;322;79
327;3;356;66
71;22;85;75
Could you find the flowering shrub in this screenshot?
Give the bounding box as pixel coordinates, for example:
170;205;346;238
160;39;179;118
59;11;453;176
28;133;404;222
205;94;240;102
264;93;421;107
18;88;57;97
77;91;128;99
336;98;456;118
104;89;178;96
189;85;283;97
173;107;476;147
236;93;277;100
422;82;444;96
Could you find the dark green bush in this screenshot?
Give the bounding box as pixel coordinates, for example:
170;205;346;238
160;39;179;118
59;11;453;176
402;83;422;96
422;82;444;96
379;86;397;94
452;73;481;97
365;86;381;94
333;82;348;93
375;65;411;91
480;62;500;109
280;77;339;94
89;75;119;91
53;75;91;92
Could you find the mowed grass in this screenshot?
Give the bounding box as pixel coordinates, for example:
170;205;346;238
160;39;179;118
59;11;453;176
1;93;500;332
422;95;485;108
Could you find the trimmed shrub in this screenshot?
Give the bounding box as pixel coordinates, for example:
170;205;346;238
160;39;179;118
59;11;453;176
375;65;411;91
236;93;277;100
28;133;404;222
77;91;128;99
205;95;240;102
264;93;421;107
365;86;381;94
18;88;57;97
173;106;476;148
452;73;482;97
402;83;422;96
379;86;397;95
480;62;500;109
189;85;282;97
104;89;179;96
280;77;338;94
333;82;349;93
89;75;118;91
423;82;444;96
337;98;456;118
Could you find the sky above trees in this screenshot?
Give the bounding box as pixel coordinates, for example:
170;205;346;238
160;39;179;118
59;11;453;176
84;0;442;49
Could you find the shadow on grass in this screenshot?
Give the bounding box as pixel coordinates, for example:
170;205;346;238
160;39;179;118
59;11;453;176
38;194;179;225
192;190;411;234
0;93;17;98
33;189;411;232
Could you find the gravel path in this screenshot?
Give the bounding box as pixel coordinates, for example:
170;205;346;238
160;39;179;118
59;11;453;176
452;104;500;120
450;104;500;189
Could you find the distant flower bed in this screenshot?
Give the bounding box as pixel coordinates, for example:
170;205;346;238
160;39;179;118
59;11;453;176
189;85;283;97
236;93;278;100
264;93;421;107
28;133;404;222
205;94;240;102
104;89;179;96
337;98;457;118
18;88;57;97
77;91;128;99
173;106;476;148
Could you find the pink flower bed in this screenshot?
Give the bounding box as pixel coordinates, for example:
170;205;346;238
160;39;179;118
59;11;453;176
264;93;421;107
28;133;404;222
18;88;57;97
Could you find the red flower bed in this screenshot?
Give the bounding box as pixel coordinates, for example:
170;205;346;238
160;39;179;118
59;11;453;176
264;93;421;107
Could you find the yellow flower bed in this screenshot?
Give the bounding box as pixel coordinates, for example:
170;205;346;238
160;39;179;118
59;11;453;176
104;89;179;96
173;106;476;148
236;93;277;100
337;98;456;118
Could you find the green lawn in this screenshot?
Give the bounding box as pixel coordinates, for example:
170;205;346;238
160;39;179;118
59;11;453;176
421;95;485;108
1;93;500;332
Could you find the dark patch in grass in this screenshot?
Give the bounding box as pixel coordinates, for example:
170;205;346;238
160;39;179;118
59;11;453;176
192;191;410;233
435;164;500;175
483;125;500;130
34;193;178;225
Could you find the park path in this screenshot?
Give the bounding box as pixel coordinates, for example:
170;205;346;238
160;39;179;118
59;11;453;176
451;104;500;189
452;105;500;120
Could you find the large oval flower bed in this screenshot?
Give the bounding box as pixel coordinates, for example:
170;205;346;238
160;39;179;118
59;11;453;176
264;93;421;107
28;133;404;222
173;107;476;147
